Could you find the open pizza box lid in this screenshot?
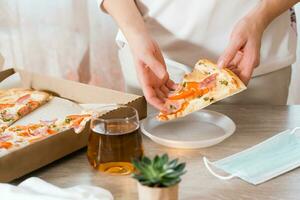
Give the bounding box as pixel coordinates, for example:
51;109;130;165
0;68;147;182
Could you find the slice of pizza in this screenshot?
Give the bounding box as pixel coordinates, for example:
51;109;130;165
157;59;246;121
0;88;51;132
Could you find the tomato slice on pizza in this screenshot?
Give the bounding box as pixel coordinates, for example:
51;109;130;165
157;59;246;121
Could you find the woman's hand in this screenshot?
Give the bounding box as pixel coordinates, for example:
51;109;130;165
102;0;175;110
128;33;176;110
218;0;299;84
218;10;268;85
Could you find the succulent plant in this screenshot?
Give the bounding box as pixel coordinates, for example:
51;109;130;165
132;154;186;187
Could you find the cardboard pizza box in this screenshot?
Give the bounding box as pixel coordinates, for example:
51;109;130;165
0;68;147;182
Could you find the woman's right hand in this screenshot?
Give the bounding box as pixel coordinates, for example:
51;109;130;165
128;33;176;110
102;0;175;110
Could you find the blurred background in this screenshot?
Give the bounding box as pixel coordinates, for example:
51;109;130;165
0;0;299;103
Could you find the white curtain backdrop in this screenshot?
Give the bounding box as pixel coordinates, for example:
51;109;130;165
0;0;123;91
0;0;299;103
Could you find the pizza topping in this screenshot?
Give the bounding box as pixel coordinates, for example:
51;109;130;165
220;80;228;86
17;105;31;116
72;117;84;126
169;73;218;100
0;125;7;133
0;110;16;123
0;104;14;110
159;101;189;119
27;101;40;109
40;119;57;126
0;141;12;149
30;127;48;136
199;73;218;89
0;135;11;142
16;94;31;104
168;90;195;100
185;82;199;90
65;114;91;129
174;102;189;115
2;117;14;122
163;99;185;114
65;118;71;124
8;125;27;132
47;129;57;135
17;131;30;137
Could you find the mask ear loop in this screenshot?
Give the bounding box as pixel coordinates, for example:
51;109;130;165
290;127;300;135
203;157;236;180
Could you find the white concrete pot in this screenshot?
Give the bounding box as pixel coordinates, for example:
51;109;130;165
137;182;178;200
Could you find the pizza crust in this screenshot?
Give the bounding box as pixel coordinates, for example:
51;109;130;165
0;88;51;104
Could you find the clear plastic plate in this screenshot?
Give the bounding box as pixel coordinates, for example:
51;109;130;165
141;110;236;149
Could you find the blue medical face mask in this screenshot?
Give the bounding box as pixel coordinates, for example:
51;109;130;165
203;127;300;185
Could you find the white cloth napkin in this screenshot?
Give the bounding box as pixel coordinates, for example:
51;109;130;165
0;177;113;200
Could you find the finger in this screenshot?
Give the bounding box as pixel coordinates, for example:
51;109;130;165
166;79;177;90
238;43;260;85
227;64;240;75
229;50;243;67
227;65;238;72
238;56;253;85
227;64;237;70
231;67;241;76
218;37;245;68
144;54;167;80
155;88;167;100
239;67;252;85
160;85;169;96
143;86;165;110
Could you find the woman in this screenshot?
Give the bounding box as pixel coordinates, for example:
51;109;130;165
97;0;298;110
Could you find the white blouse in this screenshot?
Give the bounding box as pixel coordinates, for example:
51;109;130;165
97;0;297;76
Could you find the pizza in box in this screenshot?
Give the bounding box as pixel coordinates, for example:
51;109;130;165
0;88;93;157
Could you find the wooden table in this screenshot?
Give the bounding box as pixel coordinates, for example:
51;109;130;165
14;105;300;200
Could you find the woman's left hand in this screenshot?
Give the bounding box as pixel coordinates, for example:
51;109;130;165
218;11;268;85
